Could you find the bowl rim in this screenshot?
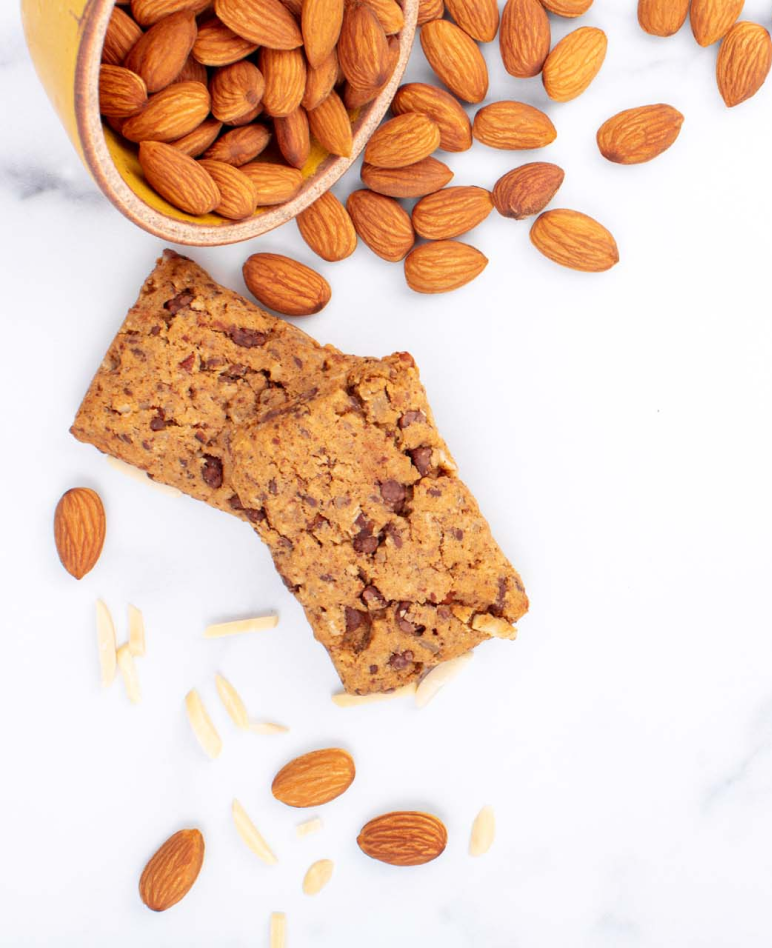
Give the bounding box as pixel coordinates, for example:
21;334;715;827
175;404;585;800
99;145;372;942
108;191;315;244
75;0;418;247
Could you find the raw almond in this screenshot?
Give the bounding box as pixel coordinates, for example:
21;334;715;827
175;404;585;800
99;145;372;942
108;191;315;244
499;0;550;79
302;49;339;110
445;0;499;43
362;0;404;35
541;0;593;14
530;208;619;272
192;16;258;66
240;162;303;204
691;0;743;47
243;253;332;316
542;26;607;101
184;688;223;758
343;33;399;107
282;0;303;13
638;0;690;37
96;599;117;686
302;0;344;68
139;141;221;213
492;161;565;219
363;112;440;168
260;47;306;117
99;65;148;118
124;10;197;93
404;240;488;293
139;829;205;911
347;188;415;261
361;156;453;197
215;0;303;48
473;100;556;149
412;185;493;240
271;748;356;807
417;0;444;26
176;54;208;84
597;104;684;164
307;91;353;158
469;805;495;856
102;6;143;66
421;20;489;103
275;107;311;168
203;124;271;165
302;859;334;895
54;487;106;580
122;80;210;142
297;191;358;261
391;83;472;152
338;1;391;90
357;811;448;866
198;159;257;218
716;21;772;107
131;0;209;27
171;117;224;157
210;60;265;123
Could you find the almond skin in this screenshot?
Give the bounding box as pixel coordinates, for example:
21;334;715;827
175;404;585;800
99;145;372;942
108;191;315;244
302;0;344;68
499;0;550;79
297;191;358;261
421;20;489;104
102;6;144;66
260;47;306;117
530;208;619;272
473;100;556;150
139;141;221;214
176;54;208;84
54;487;106;580
139;829;205;912
691;0;744;47
203;124;271;165
597;104;684;164
131;0;209;27
445;0;499;43
412;185;493;240
124;10;197;93
240;162;303;204
275;107;311;168
492;162;564;219
271;748;355;805
214;0;303;48
357;811;448;866
338;1;391;90
307;90;353;158
243;254;332;316
347;189;415;261
363;113;441;169
638;0;690;37
717;21;772;107
170;117;224;157
192;16;258;66
302;49;339;110
542;26;607;102
198;159;257;218
417;0;444;26
99;65;148;118
541;0;593;14
122;80;210;142
360;156;454;198
210;60;265;123
404;240;488;293
392;83;472;152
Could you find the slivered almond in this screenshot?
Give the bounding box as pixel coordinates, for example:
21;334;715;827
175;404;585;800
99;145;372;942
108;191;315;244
96;599;117;687
128;604;146;656
331;683;417;706
117;643;141;703
215;673;249;728
232;799;278;864
204;614;279;637
250;721;290;734
415;652;474;708
106;456;183;496
469;805;495;856
307;90;353;158
296;817;323;837
302;859;334;895
270;913;287;948
185;689;222;759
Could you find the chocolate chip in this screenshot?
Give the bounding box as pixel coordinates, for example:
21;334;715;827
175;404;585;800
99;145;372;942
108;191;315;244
342;607;372;654
294;356;303;368
194;430;207;444
178;353;195;372
380;479;406;510
353;535;379;554
164;290;193;315
395;601;416;634
361;585;386;609
384;523;403;549
388;650;414;670
496;577;508;612
149;411;167;431
398;410;426;429
299;494;318;507
410;447;432;476
149;325;161;336
201;454;223;489
369;664;378;674
437;606;451;620
219;364;247;380
229;326;267;348
453;528;464;541
427;487;442;497
228;493;265;523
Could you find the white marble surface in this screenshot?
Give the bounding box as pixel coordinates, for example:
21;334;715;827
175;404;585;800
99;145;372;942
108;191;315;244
3;1;772;945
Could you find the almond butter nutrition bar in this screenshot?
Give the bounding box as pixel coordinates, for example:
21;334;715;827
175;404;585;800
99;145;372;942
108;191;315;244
72;251;528;693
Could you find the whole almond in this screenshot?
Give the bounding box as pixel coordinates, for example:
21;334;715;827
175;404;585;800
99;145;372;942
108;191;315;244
271;748;355;805
241;162;303;204
347;189;415;261
139;141;221;213
272;107;309;167
215;0;303;48
260;47;306;117
638;0;690;37
54;487;106;580
338;1;391;90
297;191;357;261
420;20;489;104
198;159;257;218
499;0;550;79
139;829;205;912
597;104;684;164
492;162;564;219
412;185;493;239
302;49;339;110
404;240;488;293
203;124;270;164
361;157;454;197
131;0;209;27
302;0;344;68
244;254;331;316
691;0;744;47
307;91;353;158
530;208;619;272
124;10;197;93
445;0;499;42
122;80;210;142
473;100;556;149
541;0;593;15
357;811;448;866
417;0;444;26
176;54;208;84
392;83;472;152
210;60;265;123
171;117;224;156
102;6;143;66
362;0;405;35
363;113;441;169
192;16;259;66
716;21;772;107
542;26;607;101
343;34;399;108
99;65;148;117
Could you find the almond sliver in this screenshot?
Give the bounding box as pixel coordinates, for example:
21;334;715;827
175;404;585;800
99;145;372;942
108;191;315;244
302;858;334;896
270;913;286;948
116;643;141;703
331;682;417;707
296;817;323;838
215;673;249;730
249;721;289;735
204;614;279;638
107;455;182;497
469;804;495;857
96;599;117;687
232;799;278;865
185;689;222;759
128;603;146;657
415;652;474;709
